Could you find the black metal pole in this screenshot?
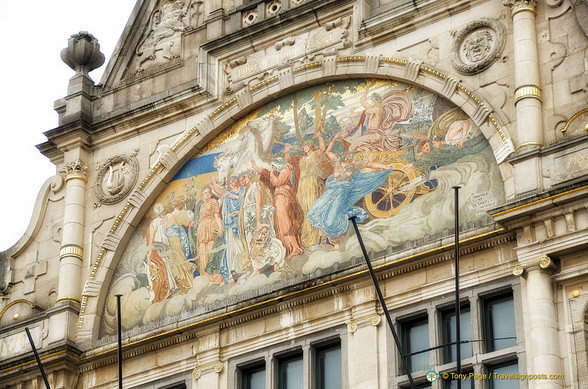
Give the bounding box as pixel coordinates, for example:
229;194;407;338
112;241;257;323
116;294;123;389
453;186;461;389
350;217;416;389
25;327;51;389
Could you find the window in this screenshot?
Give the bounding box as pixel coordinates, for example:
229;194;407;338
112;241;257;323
489;361;519;389
241;361;266;389
231;333;344;389
315;342;342;389
483;293;516;352
442;371;474;389
159;384;186;389
401;315;429;373
277;352;303;389
441;305;473;363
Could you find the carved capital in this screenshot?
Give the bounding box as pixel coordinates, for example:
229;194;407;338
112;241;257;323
502;0;538;16
192;361;223;380
513;255;557;277
59;160;88;182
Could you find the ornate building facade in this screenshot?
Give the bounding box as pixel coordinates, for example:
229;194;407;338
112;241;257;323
1;0;587;388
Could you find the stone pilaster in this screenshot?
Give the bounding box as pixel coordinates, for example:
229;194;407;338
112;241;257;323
503;0;544;152
513;256;563;388
57;159;88;304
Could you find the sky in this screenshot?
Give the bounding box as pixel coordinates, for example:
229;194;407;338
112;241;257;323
0;0;137;250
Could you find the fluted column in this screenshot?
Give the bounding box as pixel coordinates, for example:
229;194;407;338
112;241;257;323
503;0;543;152
57;159;88;304
513;256;563;388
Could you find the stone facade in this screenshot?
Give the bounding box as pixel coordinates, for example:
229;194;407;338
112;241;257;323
0;0;586;388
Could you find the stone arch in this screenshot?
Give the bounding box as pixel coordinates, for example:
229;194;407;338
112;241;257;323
76;55;515;343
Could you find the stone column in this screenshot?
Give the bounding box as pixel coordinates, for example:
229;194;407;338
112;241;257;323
513;256;563;388
503;0;543;152
57;159;88;304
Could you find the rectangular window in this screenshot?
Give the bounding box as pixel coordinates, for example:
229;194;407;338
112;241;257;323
441;305;473;363
443;371;474;389
278;353;303;389
241;362;265;389
159;384;186;389
489;361;519;389
483;293;516;352
315;342;341;389
401;316;429;373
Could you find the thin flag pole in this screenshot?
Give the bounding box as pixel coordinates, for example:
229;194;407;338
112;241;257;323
25;327;51;389
116;294;123;389
453;186;461;389
350;216;416;389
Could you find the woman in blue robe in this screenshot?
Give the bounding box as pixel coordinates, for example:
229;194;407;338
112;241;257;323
307;133;394;250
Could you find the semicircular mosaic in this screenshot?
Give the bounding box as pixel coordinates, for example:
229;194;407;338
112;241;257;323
101;78;505;336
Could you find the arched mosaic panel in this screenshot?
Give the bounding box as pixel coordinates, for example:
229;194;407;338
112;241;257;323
100;79;505;336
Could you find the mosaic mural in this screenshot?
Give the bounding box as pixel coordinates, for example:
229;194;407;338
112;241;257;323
101;79;505;336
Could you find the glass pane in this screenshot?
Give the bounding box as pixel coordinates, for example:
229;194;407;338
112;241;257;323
279;356;303;389
403;318;429;372
243;368;265;389
486;296;516;351
490;362;519;389
443;373;474;389
317;345;341;389
442;307;473;363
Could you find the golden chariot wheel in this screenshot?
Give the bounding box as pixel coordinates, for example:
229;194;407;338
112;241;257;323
364;162;418;218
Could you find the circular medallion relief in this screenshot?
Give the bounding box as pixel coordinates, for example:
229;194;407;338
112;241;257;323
452;18;505;75
95;153;139;204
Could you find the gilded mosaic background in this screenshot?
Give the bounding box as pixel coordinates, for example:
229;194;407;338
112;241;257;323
101;79;504;336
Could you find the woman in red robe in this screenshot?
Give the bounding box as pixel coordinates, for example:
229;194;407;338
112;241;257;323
252;159;304;258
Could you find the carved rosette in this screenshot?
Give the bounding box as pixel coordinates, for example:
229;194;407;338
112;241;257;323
59;160;89;182
452;18;506;75
95;153;139;204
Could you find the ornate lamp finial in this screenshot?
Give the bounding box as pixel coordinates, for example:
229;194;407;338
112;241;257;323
60;31;105;76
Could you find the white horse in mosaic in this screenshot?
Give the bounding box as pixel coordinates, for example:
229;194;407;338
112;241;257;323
215;115;280;182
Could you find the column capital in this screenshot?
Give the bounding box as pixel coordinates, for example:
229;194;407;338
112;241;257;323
59;159;88;182
502;0;537;16
513;255;556;277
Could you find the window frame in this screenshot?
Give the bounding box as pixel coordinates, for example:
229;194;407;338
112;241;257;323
481;291;517;353
399;313;430;374
228;328;347;389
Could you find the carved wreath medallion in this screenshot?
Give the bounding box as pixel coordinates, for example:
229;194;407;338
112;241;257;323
452;18;506;75
95;153;139;204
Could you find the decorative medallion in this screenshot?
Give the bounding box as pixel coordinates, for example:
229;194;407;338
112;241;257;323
452;18;506;75
266;0;282;16
242;9;258;26
95;152;139;204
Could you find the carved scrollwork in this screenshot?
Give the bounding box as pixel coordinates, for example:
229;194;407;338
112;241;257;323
95;152;139;204
452;18;506;75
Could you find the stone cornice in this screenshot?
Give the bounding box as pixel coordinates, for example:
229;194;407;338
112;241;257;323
490;182;588;226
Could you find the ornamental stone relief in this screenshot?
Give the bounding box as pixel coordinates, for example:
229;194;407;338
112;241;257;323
452;18;506;75
131;0;202;77
224;16;352;94
95;151;139;204
242;9;258;27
